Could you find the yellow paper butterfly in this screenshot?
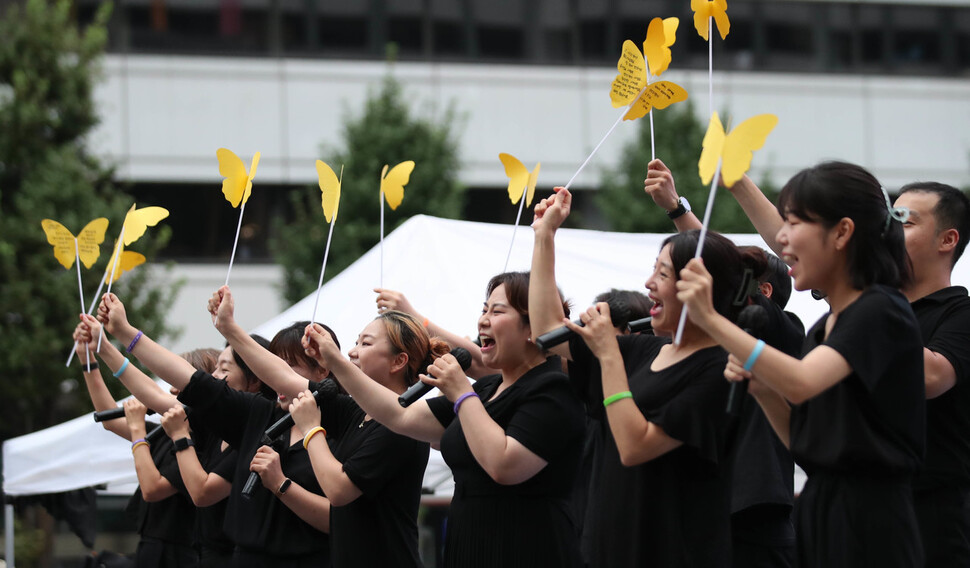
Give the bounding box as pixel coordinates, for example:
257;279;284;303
41;218;110;270
698;112;777;187
692;0;730;41
103;244;147;285
610;41;689;122
498;154;541;208
643;17;679;78
217;148;261;208
316;160;341;223
121;204;170;246
380;161;415;211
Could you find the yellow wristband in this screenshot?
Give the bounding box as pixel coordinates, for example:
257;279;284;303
303;426;327;450
131;441;149;453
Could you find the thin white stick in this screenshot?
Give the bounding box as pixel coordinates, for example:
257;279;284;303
380;189;385;289
99;226;126;352
225;201;247;287
673;158;722;345
708;17;714;119
312;166;344;323
66;273;106;367
73;240;91;367
503;196;527;272
649;111;656;162
563;85;648;190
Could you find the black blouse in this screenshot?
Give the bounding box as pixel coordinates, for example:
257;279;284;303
321;394;429;567
178;371;329;560
791;285;925;477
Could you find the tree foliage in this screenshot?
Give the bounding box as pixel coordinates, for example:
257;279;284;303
597;100;768;234
272;74;464;304
0;0;178;441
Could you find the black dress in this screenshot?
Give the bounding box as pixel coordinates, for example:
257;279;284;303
791;285;925;567
178;371;330;567
729;296;800;568
910;286;970;567
127;425;199;568
321;393;429;568
569;333;733;568
426;357;585;568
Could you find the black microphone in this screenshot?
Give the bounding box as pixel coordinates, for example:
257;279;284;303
726;304;770;416
93;407;155;422
241;378;340;499
535;306;632;351
626;316;652;334
398;347;473;407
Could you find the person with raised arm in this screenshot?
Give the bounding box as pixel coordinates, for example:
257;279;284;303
208;286;431;568
95;293;332;567
530;185;769;567
677;162;925;567
73;325;198;568
303;272;585;568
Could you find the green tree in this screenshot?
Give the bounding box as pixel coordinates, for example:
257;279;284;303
272;74;464;304
597;100;766;234
0;0;178;442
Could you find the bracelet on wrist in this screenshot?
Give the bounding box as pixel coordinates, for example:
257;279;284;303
302;426;327;450
603;391;633;408
453;391;479;415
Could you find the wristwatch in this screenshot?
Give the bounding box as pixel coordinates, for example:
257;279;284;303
277;478;293;496
667;196;691;220
173;437;195;452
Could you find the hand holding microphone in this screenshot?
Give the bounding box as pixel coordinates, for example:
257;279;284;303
241;378;340;499
399;347;473;407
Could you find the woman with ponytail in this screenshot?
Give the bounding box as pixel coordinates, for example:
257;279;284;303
302;273;586;568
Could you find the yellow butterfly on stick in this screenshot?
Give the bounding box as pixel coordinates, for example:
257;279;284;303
610;40;688;122
316;160;342;223
217;148;261;208
644;17;679;78
692;0;730;41
698;112;777;187
103;243;146;285
380;161;415;211
498;153;541;207
41;218;109;270
121;204;170;246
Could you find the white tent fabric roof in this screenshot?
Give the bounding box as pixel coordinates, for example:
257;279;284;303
5;215;852;497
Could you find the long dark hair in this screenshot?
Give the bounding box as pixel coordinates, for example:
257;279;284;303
776;161;911;290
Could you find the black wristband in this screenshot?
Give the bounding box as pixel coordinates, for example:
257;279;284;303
277;478;293;496
666;201;688;219
82;361;99;372
173;437;195;452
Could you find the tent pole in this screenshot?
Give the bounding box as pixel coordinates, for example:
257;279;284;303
5;503;14;567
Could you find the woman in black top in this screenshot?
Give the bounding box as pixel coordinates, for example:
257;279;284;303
93;293;333;567
77;314;273;568
530;187;763;567
677;161;925;567
207;286;431;568
302;272;586;568
74;322;199;568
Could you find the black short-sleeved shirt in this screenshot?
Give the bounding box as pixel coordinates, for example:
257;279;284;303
126;424;197;545
791;285;925;476
912;286;970;490
426;357;585;568
729;297;800;514
569;333;733;568
177;371;329;560
320;393;429;568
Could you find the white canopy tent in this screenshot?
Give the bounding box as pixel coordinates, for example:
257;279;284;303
5;214;878;565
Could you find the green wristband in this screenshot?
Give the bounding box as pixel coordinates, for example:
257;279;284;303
603;391;633;408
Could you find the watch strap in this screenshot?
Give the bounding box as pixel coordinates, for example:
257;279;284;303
277;478;292;496
173;437;195;452
667;198;688;220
